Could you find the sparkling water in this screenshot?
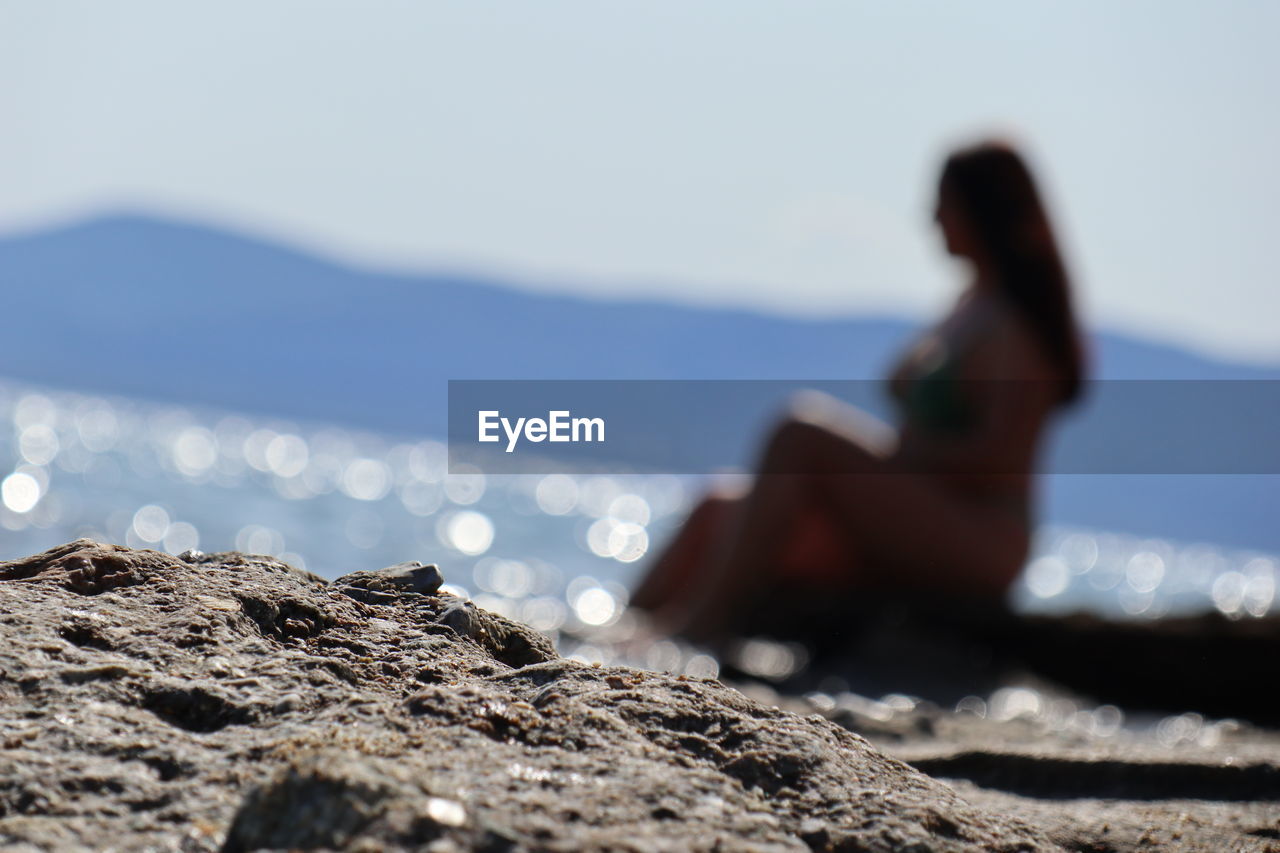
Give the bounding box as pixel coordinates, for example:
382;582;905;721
2;379;1275;661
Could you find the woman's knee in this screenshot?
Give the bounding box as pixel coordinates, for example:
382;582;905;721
687;492;739;527
775;393;895;458
795;390;892;437
760;414;825;472
763;413;888;477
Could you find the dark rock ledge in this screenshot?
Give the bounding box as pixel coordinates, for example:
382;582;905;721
0;541;1056;852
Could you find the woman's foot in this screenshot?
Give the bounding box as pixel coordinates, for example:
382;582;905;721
652;580;746;652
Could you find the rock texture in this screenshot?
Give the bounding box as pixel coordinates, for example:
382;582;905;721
788;690;1280;853
0;541;1056;852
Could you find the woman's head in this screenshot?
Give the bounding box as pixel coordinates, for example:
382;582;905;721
937;140;1085;404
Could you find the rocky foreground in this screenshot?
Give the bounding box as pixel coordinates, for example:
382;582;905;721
0;542;1276;852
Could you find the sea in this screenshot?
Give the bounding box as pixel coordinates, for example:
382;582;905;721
3;378;1276;686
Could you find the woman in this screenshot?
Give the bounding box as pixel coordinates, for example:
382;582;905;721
631;140;1086;643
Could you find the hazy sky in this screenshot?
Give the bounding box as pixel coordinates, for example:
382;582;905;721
3;2;1278;362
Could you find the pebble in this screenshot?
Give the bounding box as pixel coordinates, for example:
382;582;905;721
333;561;445;604
378;561;444;595
426;797;468;827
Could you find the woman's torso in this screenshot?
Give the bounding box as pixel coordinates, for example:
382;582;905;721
886;289;1062;509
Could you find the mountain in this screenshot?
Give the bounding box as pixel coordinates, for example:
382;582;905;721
2;214;1277;551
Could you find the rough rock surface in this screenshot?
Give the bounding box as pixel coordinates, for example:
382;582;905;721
767;687;1280;853
0;541;1056;852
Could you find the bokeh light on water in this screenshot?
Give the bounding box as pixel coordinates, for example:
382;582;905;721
1010;524;1279;620
0;382;688;626
2;379;1277;682
2;470;42;514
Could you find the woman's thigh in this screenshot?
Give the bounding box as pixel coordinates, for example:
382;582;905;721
820;470;1029;594
779;419;1028;594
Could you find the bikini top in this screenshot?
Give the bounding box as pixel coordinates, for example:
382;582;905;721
892;339;976;435
890;337;976;435
887;293;999;437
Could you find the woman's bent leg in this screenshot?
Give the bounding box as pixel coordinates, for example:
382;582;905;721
662;402;1029;641
663;409;890;641
631;494;739;612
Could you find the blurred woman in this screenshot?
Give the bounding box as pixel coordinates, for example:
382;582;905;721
632;140;1086;642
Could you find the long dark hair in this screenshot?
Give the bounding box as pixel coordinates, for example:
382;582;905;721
940;141;1085;404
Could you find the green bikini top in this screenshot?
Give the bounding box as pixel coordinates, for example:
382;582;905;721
891;341;976;435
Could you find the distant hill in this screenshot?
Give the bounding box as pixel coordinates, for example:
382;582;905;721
2;214;1277;551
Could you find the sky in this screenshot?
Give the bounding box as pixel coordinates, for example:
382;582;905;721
3;1;1278;363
